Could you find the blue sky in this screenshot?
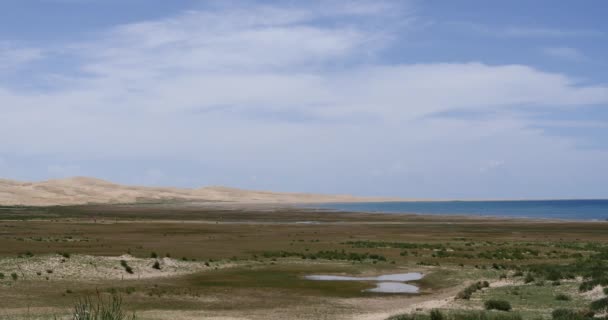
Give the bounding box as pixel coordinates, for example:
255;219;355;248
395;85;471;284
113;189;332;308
1;0;607;199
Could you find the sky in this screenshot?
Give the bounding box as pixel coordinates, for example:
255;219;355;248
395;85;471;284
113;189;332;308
1;0;607;199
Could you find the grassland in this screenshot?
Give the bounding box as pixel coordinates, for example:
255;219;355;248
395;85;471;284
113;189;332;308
0;204;607;319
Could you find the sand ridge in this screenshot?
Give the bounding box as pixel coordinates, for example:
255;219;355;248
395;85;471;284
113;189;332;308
0;176;401;206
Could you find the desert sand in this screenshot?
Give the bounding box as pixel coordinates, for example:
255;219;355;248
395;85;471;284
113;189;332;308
0;176;399;206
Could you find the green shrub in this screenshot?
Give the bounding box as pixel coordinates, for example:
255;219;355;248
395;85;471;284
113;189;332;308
11;272;18;281
524;273;535;284
484;300;512;311
150;252;157;259
61;252;71;258
590;297;608;312
0;272;4;280
555;294;571;301
604;287;608;295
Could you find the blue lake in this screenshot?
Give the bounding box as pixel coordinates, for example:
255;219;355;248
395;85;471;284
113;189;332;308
306;200;608;221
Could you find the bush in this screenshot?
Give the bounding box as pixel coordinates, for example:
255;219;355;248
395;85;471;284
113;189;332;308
120;260;134;274
72;293;136;320
484;300;512;311
555;294;571;301
590;297;608;312
61;252;71;258
150;252;157;259
524;273;535;284
0;273;4;280
11;272;18;281
604;287;608;295
152;261;161;270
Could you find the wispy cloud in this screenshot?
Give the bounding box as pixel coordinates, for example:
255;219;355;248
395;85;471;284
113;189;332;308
1;0;607;197
0;42;43;70
503;26;603;38
448;22;604;38
542;46;587;61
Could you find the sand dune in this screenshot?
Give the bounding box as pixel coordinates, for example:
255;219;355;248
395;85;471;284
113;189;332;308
0;176;396;206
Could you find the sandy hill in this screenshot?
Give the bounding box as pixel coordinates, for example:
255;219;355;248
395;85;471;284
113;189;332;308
0;176;396;206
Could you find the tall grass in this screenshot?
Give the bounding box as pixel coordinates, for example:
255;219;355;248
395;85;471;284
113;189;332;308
72;293;135;320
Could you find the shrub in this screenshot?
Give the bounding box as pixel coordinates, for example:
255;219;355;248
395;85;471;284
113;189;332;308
484;300;512;311
120;260;134;274
555;294;571;301
152;261;161;270
150;252;157;259
46;269;53;274
61;252;71;258
513;271;523;277
11;273;18;281
0;273;4;280
524;273;535;284
590;297;608;312
72;293;136;320
604;287;608;295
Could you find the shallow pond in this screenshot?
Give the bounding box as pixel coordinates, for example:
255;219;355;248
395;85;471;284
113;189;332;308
304;272;423;293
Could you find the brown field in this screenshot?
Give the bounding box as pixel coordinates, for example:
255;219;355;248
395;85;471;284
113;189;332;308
1;204;607;319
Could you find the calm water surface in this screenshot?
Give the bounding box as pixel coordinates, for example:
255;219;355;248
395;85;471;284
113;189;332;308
306;200;608;221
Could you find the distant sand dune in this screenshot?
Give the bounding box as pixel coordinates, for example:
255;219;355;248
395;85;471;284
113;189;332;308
0;176;398;206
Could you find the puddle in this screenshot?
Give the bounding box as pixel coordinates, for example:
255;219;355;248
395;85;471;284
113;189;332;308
365;282;419;293
305;272;423;293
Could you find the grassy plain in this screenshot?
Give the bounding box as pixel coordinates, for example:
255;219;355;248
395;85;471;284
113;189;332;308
0;204;607;319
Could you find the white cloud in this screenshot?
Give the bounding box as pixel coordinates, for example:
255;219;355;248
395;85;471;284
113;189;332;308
0;1;607;197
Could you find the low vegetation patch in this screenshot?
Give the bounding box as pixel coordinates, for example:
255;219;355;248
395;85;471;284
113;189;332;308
456;281;489;300
387;310;522;320
72;293;135;320
484;300;512;312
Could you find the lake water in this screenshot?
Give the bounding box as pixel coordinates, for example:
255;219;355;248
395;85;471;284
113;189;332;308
306;200;608;221
305;272;423;293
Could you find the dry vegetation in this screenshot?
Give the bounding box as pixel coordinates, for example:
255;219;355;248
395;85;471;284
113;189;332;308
1;204;607;319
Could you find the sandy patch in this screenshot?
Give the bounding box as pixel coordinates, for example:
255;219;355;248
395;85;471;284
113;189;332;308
0;254;225;282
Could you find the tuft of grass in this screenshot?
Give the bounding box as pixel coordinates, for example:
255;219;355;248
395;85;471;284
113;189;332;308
430;309;444;320
484;300;512;312
72;293;136;320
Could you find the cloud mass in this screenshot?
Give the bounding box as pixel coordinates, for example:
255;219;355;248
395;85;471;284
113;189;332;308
1;1;607;198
